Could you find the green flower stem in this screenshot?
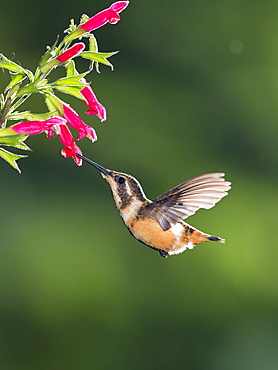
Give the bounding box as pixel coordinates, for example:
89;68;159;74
0;97;12;127
62;28;86;44
12;95;31;110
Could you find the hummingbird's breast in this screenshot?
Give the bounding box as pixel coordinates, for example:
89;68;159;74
130;218;183;251
120;200;193;255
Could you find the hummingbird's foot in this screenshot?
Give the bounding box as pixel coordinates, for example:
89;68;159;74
159;250;168;258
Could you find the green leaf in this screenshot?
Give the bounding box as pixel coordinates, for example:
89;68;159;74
16;85;40;96
89;35;100;72
6;83;20;100
80;14;90;25
89;34;98;52
5;73;26;92
24;69;34;82
7;111;54;122
24;112;54;121
37;79;50;87
0;147;27;173
39;37;59;67
65;60;78;77
0;134;30;150
44;93;64;115
0;54;26;74
80;51;118;70
54;85;85;100
51;73;87;87
64;18;78;36
6;110;31;120
0;55;34;81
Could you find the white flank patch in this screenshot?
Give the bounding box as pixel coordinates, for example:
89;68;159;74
168;223;195;255
170;223;184;237
168;241;195;255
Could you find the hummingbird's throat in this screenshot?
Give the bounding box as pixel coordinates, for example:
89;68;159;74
119;199;144;225
108;180;133;209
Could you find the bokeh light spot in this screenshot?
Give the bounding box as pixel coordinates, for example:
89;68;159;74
230;40;244;54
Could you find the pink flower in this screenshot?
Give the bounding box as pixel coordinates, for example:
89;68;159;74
63;104;97;141
80;1;129;32
80;85;106;121
56;43;85;63
12;117;67;138
11;116;84;166
58;124;83;166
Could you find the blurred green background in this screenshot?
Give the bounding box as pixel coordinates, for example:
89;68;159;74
1;0;278;369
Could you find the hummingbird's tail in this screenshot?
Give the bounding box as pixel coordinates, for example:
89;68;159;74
207;235;225;243
185;224;225;244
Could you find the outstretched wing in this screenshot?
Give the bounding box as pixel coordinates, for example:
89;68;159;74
146;173;231;231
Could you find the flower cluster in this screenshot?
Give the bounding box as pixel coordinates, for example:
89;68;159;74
0;1;129;172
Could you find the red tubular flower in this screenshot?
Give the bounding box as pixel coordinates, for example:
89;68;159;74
80;85;106;122
80;1;129;32
63;104;97;141
11;116;83;166
56;43;85;63
12;117;67;138
58;124;83;166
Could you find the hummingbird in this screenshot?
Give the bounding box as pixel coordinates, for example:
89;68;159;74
77;154;231;258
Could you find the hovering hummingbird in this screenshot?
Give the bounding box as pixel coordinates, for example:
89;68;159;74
77;154;231;258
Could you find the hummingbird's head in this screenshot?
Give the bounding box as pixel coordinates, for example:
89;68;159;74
77;154;147;210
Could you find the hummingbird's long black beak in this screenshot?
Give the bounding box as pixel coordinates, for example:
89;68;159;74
76;154;111;176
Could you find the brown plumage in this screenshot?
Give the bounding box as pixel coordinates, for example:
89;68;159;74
77;154;231;258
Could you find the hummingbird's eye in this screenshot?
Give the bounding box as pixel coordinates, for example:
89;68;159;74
116;176;125;184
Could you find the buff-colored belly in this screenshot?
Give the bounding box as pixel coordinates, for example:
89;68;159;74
128;218;183;251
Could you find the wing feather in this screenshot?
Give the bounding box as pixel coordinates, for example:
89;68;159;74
146;172;231;231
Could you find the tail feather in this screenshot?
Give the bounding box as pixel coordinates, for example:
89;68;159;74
208;235;225;243
186;225;225;244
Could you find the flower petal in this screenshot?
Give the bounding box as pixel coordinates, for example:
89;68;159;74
80;86;106;122
80;1;129;31
58;124;83;166
63;104;98;142
110;1;130;12
56;43;85;63
12;117;66;136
